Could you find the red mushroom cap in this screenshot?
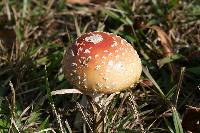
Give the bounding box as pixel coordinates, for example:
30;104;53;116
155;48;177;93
63;31;142;94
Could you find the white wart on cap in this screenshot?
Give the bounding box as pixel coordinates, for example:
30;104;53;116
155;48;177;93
63;31;142;94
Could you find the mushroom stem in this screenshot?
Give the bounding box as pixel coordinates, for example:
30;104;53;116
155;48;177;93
87;93;117;132
51;89;114;132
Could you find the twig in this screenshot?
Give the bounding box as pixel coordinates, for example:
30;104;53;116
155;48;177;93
51;103;64;133
9;81;16;118
65;119;73;133
76;101;94;133
174;67;185;108
129;93;145;133
51;89;82;95
74;15;81;37
111;92;129;123
7;86;20;133
11;118;21;133
44;65;64;133
3;0;11;20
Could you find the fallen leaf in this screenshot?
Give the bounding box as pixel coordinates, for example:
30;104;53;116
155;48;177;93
145;25;173;56
143;25;176;75
0;28;16;50
182;106;200;133
140;79;153;87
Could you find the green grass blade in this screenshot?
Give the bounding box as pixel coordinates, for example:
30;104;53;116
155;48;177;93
157;54;183;68
172;107;184;133
39;115;50;130
163;117;175;133
166;86;176;100
187;66;200;75
142;66;165;97
44;66;53;103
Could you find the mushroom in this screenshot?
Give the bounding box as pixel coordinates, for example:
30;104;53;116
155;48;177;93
63;31;142;132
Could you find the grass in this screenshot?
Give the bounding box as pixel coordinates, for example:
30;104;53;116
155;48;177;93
0;0;200;132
